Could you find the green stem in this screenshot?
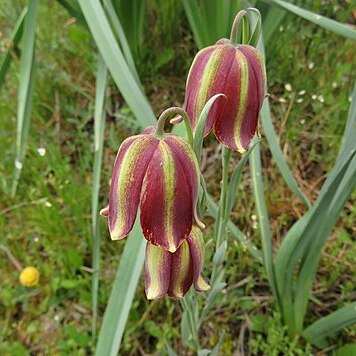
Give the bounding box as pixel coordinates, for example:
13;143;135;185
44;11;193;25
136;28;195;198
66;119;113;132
216;147;232;247
230;10;247;44
211;146;232;283
155;107;193;145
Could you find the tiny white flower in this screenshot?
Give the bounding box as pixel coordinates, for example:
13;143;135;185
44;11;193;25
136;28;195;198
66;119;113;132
44;201;52;208
15;160;23;169
311;94;317;100
251;214;257;221
37;147;46;157
33;236;40;243
332;82;337;89
285;83;292;92
308;62;315;70
54;315;60;322
298;90;306;95
300;119;305;124
279;97;287;103
296;98;304;103
279;26;284;32
318;95;325;103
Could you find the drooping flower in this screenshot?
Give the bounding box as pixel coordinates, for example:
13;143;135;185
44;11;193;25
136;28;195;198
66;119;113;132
184;39;266;152
101;119;204;253
145;225;209;299
19;266;40;287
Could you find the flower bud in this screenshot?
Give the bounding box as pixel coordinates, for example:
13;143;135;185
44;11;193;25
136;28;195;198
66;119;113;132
19;266;39;287
184;40;266;152
145;226;209;299
101;125;204;253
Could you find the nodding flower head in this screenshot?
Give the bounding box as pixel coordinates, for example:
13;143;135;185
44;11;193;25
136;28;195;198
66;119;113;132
19;266;40;287
184;39;266;152
101;109;204;253
145;225;209;299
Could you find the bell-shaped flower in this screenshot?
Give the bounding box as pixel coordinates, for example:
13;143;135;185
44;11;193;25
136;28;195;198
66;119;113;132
184;39;266;152
101;120;203;253
145;225;209;299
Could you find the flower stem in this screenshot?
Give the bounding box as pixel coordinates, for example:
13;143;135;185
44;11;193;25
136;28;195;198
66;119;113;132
211;146;231;283
230;10;247;44
155;107;194;146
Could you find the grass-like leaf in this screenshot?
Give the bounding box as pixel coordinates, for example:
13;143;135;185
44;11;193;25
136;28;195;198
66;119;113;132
77;2;157;353
78;0;156;127
226;140;260;217
0;7;26;88
260;100;311;208
293;150;356;331
265;0;356;40
102;0;140;84
302;302;356;348
95;219;146;356
193;93;225;165
91;55;107;339
11;0;39;197
249;136;277;299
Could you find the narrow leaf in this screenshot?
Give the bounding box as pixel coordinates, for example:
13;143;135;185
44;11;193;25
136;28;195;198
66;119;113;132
78;0;156;128
249;136;277;299
302;302;356;347
95;219;146;356
12;0;39;196
0;7;26;88
265;0;356;40
226;140;260;217
193;93;225;165
91;55;107;339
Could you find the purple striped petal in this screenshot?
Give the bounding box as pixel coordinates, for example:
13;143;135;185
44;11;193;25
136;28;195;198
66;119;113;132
187;226;210;292
164;135;204;229
167;240;193;298
108;135;159;240
140;139;193;252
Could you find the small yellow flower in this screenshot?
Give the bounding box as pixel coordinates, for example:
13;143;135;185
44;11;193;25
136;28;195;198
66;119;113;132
19;266;40;287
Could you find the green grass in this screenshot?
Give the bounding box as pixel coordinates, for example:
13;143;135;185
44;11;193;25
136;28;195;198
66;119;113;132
0;1;355;354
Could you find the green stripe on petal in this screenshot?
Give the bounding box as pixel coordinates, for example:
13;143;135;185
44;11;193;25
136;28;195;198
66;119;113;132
233;50;249;153
109;135;158;240
195;47;225;124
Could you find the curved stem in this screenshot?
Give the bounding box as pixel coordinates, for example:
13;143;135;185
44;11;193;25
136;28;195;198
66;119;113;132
0;244;23;271
230;10;247;44
155;107;194;145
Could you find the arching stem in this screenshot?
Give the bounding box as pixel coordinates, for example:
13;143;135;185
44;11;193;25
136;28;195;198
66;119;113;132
230;10;248;44
155;107;194;146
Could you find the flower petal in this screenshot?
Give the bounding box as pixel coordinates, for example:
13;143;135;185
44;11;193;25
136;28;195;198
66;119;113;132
168;240;193;298
185;45;236;136
140;140;192;252
100;204;109;218
187;226;210;292
145;243;172;300
215;45;266;151
164;135;205;229
237;45;266;149
141;126;156;135
184;46;216;132
109;135;159;240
